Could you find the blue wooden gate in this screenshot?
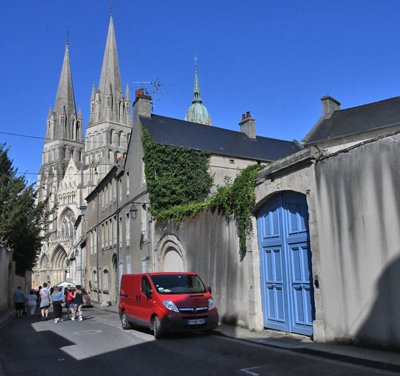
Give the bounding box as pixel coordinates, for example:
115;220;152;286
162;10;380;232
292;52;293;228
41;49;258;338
257;192;314;336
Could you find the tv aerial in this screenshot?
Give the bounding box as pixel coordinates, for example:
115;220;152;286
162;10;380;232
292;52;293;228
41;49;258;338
132;79;174;112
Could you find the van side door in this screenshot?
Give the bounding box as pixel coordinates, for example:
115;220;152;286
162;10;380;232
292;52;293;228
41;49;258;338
140;276;154;324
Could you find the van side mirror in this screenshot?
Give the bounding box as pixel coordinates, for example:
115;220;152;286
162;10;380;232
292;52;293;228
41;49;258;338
207;286;212;294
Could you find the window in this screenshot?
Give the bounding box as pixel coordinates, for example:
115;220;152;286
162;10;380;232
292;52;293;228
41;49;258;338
105;222;109;247
93;270;98;290
113;216;117;245
126;213;130;245
101;224;104;249
141;276;152;295
126;172;130;196
119;179;122;201
119;217;122;248
103;270;109;292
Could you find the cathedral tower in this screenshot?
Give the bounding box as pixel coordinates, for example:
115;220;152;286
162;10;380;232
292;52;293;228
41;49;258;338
37;41;84;204
85;13;132;186
185;59;211;126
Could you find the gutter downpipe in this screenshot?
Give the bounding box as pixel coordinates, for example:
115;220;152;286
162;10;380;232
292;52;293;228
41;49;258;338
96;189;99;303
115;174;120;306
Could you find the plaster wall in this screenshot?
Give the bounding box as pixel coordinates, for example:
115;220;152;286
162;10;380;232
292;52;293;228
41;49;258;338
209;155;268;193
153;210;258;327
0;246;12;311
314;134;400;347
312;125;400;155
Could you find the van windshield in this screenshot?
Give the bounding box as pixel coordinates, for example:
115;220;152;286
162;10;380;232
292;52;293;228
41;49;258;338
150;274;207;295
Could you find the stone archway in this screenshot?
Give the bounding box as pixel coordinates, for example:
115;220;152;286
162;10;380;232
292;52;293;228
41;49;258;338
155;235;185;272
51;246;68;285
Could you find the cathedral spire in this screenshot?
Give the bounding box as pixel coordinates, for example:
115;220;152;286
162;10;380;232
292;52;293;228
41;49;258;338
192;57;202;103
185;58;211;126
54;42;77;125
98;13;122;121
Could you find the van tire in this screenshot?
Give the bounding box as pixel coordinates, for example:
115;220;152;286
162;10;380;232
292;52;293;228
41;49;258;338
153;316;163;339
121;311;131;330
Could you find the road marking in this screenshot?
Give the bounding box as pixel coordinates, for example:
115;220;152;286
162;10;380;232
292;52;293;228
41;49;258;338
240;366;263;375
73;330;102;335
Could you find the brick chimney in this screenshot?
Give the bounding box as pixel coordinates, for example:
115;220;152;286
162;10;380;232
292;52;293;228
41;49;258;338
321;96;340;118
239;111;256;139
133;88;151;119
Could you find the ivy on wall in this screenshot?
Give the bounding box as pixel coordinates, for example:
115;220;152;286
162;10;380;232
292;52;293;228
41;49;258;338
142;125;267;258
142;126;213;213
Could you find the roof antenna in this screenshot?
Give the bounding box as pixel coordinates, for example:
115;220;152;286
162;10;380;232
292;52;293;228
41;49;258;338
132;79;174;112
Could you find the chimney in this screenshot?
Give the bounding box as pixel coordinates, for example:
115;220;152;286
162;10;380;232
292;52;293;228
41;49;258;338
321;96;341;118
239;111;256;139
133;88;152;119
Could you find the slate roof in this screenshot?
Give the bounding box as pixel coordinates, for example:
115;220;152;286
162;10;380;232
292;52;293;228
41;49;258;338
140;115;300;162
304;96;400;145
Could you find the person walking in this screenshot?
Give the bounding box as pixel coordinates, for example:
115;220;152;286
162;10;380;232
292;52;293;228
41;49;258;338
71;285;84;321
36;286;42;316
50;287;65;323
64;284;75;320
26;290;38;319
39;283;51;321
13;286;25;319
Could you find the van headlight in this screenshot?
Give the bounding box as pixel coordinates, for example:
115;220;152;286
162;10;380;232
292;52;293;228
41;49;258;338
162;300;179;312
208;298;215;310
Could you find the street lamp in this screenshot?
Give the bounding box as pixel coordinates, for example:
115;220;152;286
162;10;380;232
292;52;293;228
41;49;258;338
130;204;138;220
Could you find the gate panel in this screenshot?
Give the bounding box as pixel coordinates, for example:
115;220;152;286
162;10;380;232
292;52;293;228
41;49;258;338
257;192;314;336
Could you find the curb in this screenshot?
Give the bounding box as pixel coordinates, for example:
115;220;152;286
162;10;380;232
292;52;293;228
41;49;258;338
0;309;16;330
214;330;400;373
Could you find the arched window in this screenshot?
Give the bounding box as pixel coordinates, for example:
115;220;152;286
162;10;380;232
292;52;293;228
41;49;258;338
104;269;109;292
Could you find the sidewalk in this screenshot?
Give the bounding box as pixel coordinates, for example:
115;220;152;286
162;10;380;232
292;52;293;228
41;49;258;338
3;302;399;373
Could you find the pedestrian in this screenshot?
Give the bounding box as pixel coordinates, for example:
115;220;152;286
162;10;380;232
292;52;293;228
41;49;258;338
26;289;38;318
39;283;51;321
13;286;25;319
36;286;42;316
50;287;65;323
71;285;84;321
64;284;75;320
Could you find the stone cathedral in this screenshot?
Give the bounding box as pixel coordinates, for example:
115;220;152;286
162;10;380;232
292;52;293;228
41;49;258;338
34;14;132;287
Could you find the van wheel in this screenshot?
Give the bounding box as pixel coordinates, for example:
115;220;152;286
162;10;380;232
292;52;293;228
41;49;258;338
121;311;131;330
153;316;163;339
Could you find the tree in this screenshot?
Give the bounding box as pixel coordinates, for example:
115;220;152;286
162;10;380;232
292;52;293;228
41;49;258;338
0;143;54;275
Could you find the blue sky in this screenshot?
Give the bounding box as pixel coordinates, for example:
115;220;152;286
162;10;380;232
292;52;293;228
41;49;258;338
1;0;400;184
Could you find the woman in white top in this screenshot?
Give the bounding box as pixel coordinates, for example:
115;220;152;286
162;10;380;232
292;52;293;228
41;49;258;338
39;283;51;322
26;289;37;318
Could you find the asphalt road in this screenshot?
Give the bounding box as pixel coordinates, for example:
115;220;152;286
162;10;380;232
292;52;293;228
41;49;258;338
0;308;397;376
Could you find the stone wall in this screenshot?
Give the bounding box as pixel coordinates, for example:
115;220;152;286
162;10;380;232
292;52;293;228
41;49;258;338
314;134;400;348
153;210;263;328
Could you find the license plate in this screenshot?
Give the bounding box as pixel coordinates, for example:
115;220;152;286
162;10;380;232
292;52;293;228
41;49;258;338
188;319;205;325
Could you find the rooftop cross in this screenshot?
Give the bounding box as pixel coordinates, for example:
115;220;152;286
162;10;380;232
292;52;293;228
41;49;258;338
110;3;114;15
66;30;69;44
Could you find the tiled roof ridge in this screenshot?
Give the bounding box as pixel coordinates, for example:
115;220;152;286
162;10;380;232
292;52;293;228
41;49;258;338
335;96;400;114
146;114;295;144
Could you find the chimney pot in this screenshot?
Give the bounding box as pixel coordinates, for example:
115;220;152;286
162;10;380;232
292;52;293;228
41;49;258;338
246;111;251;118
139;88;144;96
241;114;246;120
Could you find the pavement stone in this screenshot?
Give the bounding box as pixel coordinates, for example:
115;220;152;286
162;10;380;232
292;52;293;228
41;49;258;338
2;302;400;373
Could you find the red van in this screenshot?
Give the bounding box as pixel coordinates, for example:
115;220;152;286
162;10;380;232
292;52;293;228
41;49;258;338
119;272;219;339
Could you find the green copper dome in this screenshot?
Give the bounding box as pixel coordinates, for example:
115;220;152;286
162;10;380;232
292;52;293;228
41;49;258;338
185;60;211;126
